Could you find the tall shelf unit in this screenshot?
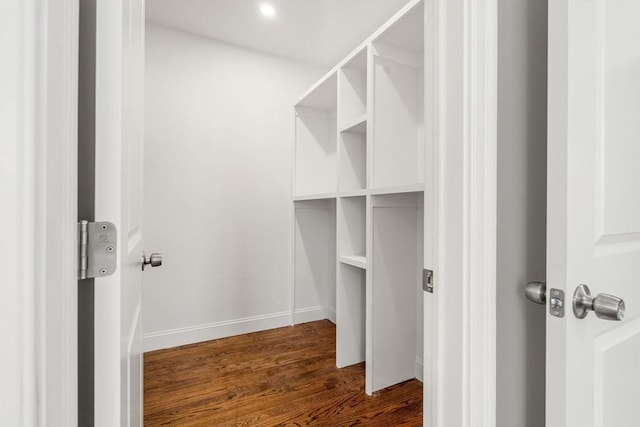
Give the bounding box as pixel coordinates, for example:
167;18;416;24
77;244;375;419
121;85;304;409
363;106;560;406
292;0;425;395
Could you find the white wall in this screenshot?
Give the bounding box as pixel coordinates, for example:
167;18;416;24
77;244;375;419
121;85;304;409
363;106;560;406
496;0;547;426
143;23;323;351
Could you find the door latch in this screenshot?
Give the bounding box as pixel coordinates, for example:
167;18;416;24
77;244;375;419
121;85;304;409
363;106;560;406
423;269;434;293
78;220;117;279
525;281;565;318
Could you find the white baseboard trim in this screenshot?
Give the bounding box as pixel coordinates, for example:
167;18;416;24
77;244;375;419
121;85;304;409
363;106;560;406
293;305;327;324
325;306;336;324
415;357;424;382
143;310;291;352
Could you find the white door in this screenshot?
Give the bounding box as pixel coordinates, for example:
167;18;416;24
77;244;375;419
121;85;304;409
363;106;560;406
547;1;640;426
93;0;146;426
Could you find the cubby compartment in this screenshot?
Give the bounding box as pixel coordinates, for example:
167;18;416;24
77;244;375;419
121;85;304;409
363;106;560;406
338;48;367;130
368;192;423;394
338;127;367;192
338;49;368;192
293;199;337;324
370;2;424;189
338;196;366;267
294;73;338;197
336;263;366;368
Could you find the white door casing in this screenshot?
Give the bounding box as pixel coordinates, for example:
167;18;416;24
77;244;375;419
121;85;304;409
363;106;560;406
0;1;79;425
94;0;145;426
428;0;498;426
547;1;640;426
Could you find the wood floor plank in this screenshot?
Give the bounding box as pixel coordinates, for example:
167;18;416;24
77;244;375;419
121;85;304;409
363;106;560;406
144;320;423;426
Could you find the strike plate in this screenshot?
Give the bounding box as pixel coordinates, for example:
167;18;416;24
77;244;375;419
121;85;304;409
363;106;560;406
423;269;434;293
549;288;565;318
79;221;117;279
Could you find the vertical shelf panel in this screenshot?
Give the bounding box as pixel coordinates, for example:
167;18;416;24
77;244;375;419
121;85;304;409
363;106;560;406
336;263;366;368
294;199;337;324
369;193;423;393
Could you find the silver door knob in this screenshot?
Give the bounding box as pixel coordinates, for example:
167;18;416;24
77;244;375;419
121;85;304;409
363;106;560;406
525;281;546;305
573;284;625;321
142;252;162;271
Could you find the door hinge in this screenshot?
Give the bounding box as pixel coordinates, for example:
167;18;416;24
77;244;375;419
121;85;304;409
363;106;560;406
78;220;117;279
423;269;434;293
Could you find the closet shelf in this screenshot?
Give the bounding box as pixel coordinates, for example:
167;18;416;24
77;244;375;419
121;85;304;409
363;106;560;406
338;189;367;198
339;114;367;134
369;184;424;196
339;255;367;269
293;192;337;202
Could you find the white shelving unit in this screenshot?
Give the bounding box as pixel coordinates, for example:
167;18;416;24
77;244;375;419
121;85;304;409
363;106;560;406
292;0;426;395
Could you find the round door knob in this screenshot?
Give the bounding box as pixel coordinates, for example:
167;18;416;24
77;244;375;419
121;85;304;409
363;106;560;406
525;281;547;305
142;252;162;271
573;284;625;321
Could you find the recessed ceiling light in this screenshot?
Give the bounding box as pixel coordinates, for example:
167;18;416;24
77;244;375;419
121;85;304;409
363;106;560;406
260;3;276;18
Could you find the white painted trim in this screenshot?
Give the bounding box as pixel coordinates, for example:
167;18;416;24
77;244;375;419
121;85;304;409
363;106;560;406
290;110;297;326
465;1;498;425
415;357;424;382
294;305;334;325
144;311;292;352
433;0;498;426
144;304;337;353
422;0;439;425
0;1;79;425
325;306;337;324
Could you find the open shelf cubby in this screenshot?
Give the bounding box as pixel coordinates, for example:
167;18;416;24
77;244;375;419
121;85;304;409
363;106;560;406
368;192;423;394
336;263;366;368
338;125;367;192
338;196;366;262
338;48;367;129
371;1;424;189
293;199;336;324
338;48;368;192
294;73;338;197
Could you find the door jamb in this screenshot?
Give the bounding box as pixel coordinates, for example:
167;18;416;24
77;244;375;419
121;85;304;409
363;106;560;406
431;1;498;426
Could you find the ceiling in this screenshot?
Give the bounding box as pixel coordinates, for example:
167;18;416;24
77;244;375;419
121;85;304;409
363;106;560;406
146;0;411;68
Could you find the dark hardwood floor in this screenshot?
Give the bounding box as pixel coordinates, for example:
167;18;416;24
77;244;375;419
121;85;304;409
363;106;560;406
144;320;423;426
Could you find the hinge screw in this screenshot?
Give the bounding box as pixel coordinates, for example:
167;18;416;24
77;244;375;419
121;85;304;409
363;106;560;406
99;268;107;275
106;246;114;253
100;224;108;231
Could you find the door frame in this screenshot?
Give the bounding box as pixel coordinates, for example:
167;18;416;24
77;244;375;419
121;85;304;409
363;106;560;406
0;0;79;425
429;0;498;426
5;0;499;425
